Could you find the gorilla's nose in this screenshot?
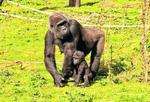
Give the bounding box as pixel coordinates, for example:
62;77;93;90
61;26;66;30
62;27;66;30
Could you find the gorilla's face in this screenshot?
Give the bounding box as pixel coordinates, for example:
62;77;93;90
73;57;81;65
55;20;70;38
73;51;85;65
50;13;70;39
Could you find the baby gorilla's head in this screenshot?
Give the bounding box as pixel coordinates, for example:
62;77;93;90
73;51;85;65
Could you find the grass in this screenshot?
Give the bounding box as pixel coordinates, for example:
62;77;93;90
0;0;150;101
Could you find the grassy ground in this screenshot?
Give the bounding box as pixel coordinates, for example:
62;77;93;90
0;0;150;101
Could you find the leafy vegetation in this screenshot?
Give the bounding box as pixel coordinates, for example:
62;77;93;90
0;0;150;101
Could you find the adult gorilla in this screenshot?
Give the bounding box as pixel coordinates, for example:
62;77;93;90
44;13;105;87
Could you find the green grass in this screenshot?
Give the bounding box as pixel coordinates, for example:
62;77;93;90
0;64;150;102
0;0;150;101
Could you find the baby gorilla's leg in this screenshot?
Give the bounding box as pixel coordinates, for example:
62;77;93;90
82;68;92;87
74;67;84;86
72;68;77;79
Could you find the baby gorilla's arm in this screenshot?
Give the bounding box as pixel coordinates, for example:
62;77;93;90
79;61;92;87
74;62;85;85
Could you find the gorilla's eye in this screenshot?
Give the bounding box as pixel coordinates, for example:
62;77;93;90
58;21;67;27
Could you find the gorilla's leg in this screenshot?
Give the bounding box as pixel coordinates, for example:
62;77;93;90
90;37;105;78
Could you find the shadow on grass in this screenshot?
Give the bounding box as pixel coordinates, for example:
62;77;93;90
38;6;60;11
110;58;126;76
81;1;99;6
93;58;127;85
64;1;99;8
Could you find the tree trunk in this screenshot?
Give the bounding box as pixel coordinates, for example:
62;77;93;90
69;0;81;7
75;0;81;7
69;0;75;7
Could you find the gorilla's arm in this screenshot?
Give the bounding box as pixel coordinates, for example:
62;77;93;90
55;39;64;53
44;30;65;87
62;43;75;80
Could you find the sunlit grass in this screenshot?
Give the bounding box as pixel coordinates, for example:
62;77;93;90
0;0;150;101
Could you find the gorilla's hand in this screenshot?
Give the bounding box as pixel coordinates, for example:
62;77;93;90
54;74;66;87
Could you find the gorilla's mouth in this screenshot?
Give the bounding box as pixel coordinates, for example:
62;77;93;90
62;33;73;41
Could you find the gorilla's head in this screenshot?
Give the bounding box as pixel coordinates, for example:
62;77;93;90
73;51;85;65
49;13;70;39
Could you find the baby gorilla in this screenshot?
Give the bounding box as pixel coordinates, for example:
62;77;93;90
73;51;92;87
